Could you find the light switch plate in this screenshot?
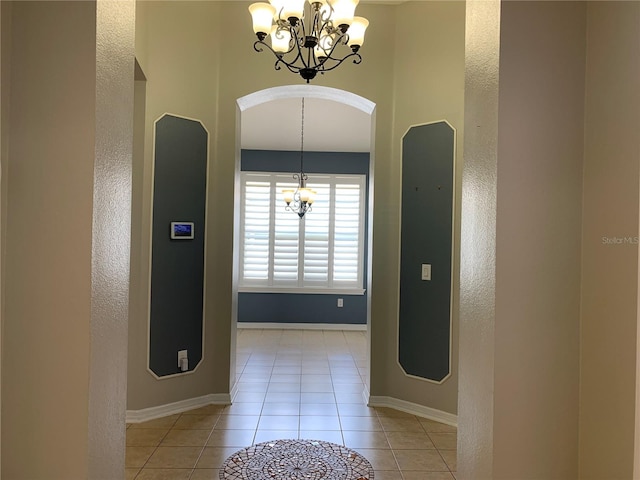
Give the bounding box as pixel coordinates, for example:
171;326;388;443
421;264;432;281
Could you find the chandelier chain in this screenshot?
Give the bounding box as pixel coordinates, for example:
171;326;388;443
300;97;305;173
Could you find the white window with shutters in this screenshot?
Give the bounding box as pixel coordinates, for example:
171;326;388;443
239;171;366;294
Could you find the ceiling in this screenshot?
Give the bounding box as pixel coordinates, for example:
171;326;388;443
241;96;372;153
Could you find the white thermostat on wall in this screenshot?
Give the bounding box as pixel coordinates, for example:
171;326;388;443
170;222;194;240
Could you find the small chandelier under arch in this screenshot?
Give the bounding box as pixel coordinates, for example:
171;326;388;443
248;0;369;83
283;97;316;218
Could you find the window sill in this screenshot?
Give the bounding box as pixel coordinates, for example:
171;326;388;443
238;287;366;296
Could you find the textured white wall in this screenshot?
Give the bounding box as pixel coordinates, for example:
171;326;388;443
3;3;95;476
580;2;640;478
88;1;135;477
493;2;585;477
2;2;134;477
458;0;500;477
460;1;588;478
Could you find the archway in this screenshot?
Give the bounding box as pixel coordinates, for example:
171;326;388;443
231;85;376;402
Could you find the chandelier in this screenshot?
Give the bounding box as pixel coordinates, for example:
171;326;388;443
283;98;316;218
248;0;369;83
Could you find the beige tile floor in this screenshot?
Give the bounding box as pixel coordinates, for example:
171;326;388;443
126;329;457;480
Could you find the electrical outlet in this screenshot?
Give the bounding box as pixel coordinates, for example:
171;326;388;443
178;350;188;371
337;298;344;308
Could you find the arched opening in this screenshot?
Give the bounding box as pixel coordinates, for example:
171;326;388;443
231;85;376;403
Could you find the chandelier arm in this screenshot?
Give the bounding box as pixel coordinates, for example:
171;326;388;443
280;27;307;71
312;19;333;68
310;12;323;69
321;50;362;65
278;58;303;74
268;39;360;77
253;41;296;73
285;197;312;218
254;26;311;74
316;52;363;72
290;24;311;70
260;38;305;74
277;24;298;55
298;13;308;41
319;17;337;38
311;9;320;35
254;40;291;59
275;5;285;22
319;1;333;24
313;30;349;69
253;40;267;53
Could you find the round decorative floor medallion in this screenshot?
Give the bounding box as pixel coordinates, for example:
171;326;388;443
219;439;374;480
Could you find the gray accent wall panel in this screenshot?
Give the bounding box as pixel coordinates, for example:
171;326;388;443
399;122;454;381
149;115;207;377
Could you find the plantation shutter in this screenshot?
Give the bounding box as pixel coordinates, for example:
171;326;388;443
274;179;300;283
239;171;365;292
303;181;331;282
241;179;271;281
333;181;363;284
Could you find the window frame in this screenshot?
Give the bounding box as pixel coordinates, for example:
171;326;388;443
238;171;366;295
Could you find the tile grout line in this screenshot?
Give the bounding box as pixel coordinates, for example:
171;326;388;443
376;409;407;479
187;411;224;479
131;414;180;479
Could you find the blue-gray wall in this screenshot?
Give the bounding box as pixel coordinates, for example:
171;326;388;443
239;149;369;325
399;122;454;381
238;292;367;325
149;115;207;376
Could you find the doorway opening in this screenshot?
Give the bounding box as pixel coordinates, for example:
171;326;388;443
231;85;376;403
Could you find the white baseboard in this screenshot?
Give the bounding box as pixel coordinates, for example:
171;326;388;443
126;393;231;424
126;391;456;429
368;395;457;427
237;322;366;331
361;384;371;405
230;380;240;402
